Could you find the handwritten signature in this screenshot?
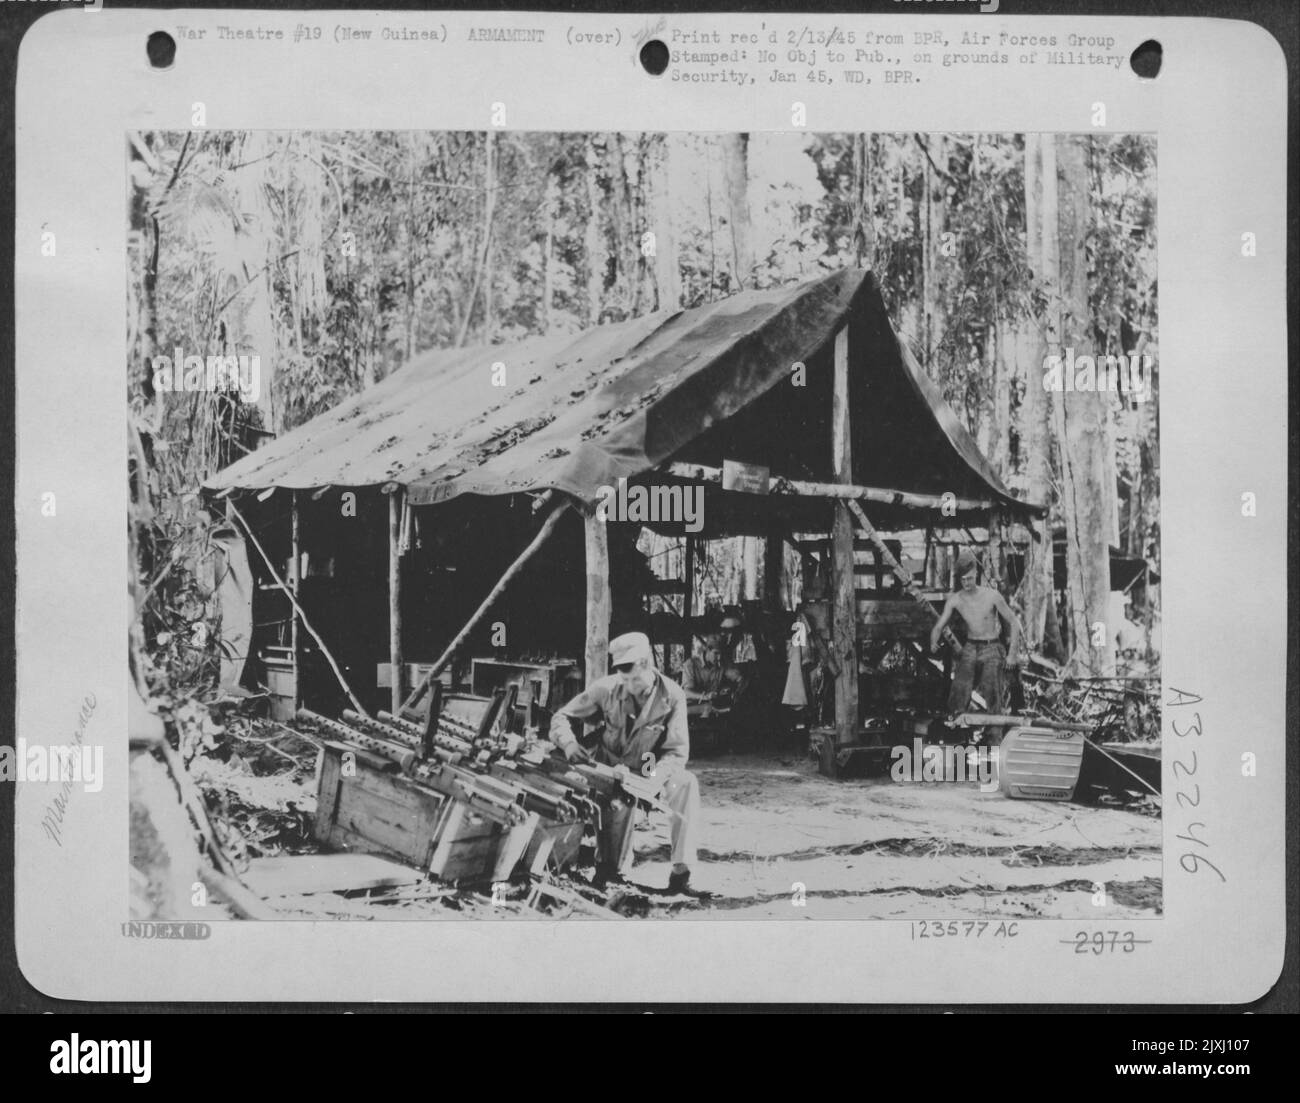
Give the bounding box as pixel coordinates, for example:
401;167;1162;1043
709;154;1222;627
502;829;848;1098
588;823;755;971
41;694;98;847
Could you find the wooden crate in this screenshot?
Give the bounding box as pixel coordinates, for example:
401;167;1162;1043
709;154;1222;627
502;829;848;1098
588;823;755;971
314;741;449;868
427;801;538;885
314;740;538;885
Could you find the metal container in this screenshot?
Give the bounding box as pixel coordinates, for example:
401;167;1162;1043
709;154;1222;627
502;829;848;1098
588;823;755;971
262;649;296;722
998;726;1086;800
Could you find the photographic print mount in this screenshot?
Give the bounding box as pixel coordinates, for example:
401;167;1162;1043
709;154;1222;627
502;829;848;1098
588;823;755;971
12;8;1287;1003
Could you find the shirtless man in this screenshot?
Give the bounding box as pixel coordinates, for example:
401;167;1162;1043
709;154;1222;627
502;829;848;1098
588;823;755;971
929;551;1020;716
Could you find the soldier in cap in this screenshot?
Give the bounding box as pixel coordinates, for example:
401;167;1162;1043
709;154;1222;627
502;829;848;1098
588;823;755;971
549;631;703;895
929;550;1020;717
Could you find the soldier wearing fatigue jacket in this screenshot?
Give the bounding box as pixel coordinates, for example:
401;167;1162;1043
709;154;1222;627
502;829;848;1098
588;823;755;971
550;632;703;895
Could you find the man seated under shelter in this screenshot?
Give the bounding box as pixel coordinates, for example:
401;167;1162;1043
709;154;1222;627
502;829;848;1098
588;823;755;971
679;633;745;707
929;550;1020;717
549;632;703;896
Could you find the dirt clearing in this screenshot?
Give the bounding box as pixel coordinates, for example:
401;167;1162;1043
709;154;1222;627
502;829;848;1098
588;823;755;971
623;752;1161;920
197;733;1160;921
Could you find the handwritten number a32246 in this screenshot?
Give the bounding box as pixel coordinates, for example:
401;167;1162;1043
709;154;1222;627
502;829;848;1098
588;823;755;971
1167;692;1224;884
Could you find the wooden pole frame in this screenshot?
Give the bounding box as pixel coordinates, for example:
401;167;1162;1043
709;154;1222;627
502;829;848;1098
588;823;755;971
763;517;784;612
660;462;1024;516
228;497;369;717
388;489;404;715
584;509;611;688
830;325;858;756
684;533;696;622
289;490;300;709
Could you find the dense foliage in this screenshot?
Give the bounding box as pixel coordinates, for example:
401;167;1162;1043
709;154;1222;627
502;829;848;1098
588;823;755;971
128;130;1158;685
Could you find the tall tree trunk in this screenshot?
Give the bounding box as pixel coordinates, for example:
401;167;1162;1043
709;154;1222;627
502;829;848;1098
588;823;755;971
584;135;606;326
542;169;558;331
898;166;923;349
1055;135;1113;675
1129;327;1157;575
483;131;496;341
920;135;947;370
717;133;760;596
988;315;1009;475
605;134;628;318
230;131;279;432
631;135;651;316
851;133;875;267
455;131;496;347
920;149;932;368
1038;136;1067;661
607;133;647;318
1019;134;1059;658
127;132;161;408
404;132;418;361
703;165;718;302
653;134;681;312
718;134;753;291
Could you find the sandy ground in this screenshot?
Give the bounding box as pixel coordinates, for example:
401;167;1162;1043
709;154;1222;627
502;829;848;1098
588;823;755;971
200;739;1160;921
623;752;1162;920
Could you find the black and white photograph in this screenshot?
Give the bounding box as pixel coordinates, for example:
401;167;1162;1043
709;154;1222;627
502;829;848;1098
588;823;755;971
9;5;1288;1015
126;127;1163;921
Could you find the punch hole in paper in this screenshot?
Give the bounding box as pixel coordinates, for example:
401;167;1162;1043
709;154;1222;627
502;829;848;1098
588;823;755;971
1130;39;1162;79
640;39;669;77
147;31;176;70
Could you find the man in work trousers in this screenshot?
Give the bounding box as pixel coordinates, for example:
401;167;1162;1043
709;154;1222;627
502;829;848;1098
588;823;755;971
930;550;1020;718
550;631;703;895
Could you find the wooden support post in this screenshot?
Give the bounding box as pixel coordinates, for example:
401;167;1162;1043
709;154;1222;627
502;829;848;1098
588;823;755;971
682;533;696;675
289;491;300;709
388;489;403;715
683;534;696;622
584;510;611;687
764;519;784;611
830;326;858;760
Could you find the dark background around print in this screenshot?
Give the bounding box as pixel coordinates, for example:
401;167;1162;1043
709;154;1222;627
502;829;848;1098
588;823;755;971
0;0;1294;1023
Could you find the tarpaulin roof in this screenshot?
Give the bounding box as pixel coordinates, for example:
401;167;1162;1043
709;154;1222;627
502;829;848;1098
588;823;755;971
205;269;1039;515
